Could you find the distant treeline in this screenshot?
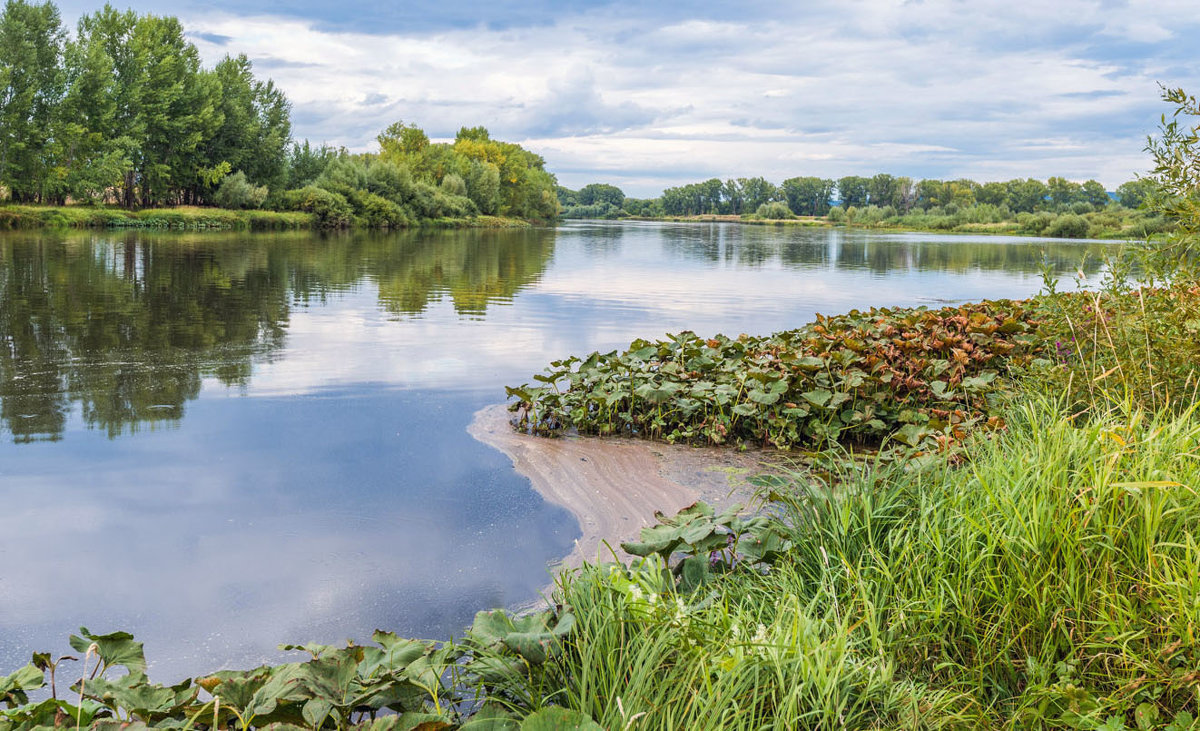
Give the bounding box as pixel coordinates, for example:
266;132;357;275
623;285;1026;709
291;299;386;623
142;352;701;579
557;175;1168;238
559;175;1158;220
0;0;557;226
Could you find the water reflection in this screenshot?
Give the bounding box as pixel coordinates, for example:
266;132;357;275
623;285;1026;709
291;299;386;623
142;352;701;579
0;229;553;442
636;221;1110;274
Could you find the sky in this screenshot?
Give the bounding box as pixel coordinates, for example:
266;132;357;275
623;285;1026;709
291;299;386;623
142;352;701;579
56;0;1200;197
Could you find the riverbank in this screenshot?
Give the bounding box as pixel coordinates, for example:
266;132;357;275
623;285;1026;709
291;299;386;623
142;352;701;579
0;204;534;231
612;212;1156;239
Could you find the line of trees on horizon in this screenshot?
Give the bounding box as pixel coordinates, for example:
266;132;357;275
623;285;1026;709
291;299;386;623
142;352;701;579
559;174;1159;220
0;0;558;225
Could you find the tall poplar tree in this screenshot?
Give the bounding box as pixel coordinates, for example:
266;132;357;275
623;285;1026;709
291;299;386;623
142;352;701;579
0;0;63;202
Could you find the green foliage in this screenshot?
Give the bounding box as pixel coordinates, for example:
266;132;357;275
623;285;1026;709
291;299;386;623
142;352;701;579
1045;212;1091;238
0;603;595;729
473;394;1200;729
620;501;793;593
440;172;467;197
0;203;311;229
753;200;792;219
0;1;289;207
0;0;65;202
507;299;1039;450
575;183;624;208
1031;278;1200;417
1144;86;1200;278
213;170;267;210
283;185;354;228
780;176;835;216
1117;178;1158;209
559;201;623;219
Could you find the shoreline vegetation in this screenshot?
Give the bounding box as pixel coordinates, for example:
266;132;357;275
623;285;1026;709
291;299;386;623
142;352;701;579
0;204;533;231
625;212;1151;240
560;175;1170;240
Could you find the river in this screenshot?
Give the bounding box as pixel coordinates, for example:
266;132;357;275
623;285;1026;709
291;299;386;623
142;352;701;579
0;221;1114;680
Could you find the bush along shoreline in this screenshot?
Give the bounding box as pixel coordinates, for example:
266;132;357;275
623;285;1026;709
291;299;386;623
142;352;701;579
0;205;536;232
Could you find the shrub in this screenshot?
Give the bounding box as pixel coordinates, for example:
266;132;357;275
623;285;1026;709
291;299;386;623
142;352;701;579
440;172;467;197
1045;212;1090;238
213;171;268;210
283;186;354;228
365;159;414;203
754;201;793;219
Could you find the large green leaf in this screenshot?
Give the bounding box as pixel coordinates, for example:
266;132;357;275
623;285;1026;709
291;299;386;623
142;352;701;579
0;663;44;707
195;667;272;710
69;628;147;675
469;609;575;665
519;707;604;730
79;673;196;722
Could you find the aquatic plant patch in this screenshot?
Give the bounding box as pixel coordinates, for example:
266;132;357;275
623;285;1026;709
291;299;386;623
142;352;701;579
507;279;1200;453
507;299;1043;451
0;611;591;730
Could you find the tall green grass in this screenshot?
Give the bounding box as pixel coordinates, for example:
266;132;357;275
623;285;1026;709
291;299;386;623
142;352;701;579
516;396;1200;729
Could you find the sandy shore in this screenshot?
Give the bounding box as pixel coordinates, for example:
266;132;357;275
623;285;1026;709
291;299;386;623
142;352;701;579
468;404;777;570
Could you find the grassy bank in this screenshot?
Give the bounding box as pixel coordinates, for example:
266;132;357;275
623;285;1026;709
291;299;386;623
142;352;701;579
523;394;1200;729
620;209;1166;240
0;205;534;232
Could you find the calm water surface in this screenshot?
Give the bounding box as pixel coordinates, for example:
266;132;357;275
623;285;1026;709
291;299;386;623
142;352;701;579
0;221;1113;679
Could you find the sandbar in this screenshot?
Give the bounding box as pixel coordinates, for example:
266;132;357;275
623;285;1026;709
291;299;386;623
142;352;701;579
468;404;776;570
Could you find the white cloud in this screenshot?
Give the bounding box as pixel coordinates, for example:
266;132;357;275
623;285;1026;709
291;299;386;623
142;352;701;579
175;1;1199;195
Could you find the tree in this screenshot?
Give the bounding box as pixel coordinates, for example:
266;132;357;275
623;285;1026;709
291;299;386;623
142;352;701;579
779;176;834;216
1047;176;1083;207
72;5;141;206
131;14;221;206
837;175;869;208
0;0;65;202
1006;178;1048;213
1080;179;1109;208
465;160;500;215
1115;178;1156;209
867;173;898;208
722;178;744;214
945;179;978;208
739;176;776;212
578;183;624;209
52;21;129;203
378;120;429;158
204;53;291;199
213;170;266;208
1145;86;1200;273
286;140;337;189
976;181;1008;207
915;179;945;210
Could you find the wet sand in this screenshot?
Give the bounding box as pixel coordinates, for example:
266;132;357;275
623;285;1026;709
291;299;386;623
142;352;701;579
468;404;777;570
